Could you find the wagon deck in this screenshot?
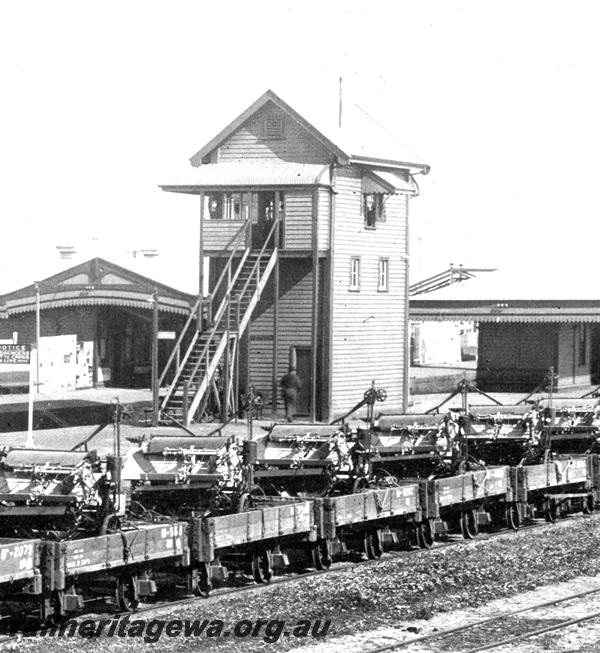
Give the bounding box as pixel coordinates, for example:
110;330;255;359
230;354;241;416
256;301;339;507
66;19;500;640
192;500;315;561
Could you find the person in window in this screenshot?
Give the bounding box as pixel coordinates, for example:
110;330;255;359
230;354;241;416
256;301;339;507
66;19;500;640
280;366;302;423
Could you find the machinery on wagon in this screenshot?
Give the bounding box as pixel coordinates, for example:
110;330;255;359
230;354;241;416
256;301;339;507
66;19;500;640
537;397;600;453
463;404;542;465
122;434;243;516
249;423;354;496
0;447;123;538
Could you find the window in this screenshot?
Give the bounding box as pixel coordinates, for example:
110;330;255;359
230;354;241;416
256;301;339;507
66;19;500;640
378;258;389;292
263;115;284;139
363;193;386;228
206;192;250;220
349;257;360;291
578;325;587;366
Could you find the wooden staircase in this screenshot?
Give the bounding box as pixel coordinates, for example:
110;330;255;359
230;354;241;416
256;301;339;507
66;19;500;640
159;221;278;426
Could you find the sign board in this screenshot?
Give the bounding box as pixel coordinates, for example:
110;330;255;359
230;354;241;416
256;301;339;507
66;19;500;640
0;344;31;364
158;331;176;340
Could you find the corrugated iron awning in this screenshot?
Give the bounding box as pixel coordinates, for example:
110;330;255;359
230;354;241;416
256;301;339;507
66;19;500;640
161;162;331;192
2;291;191;317
369;169;417;193
410;311;600;323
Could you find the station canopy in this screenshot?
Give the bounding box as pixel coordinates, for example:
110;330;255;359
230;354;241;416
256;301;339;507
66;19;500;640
0;258;194;318
410;264;600;323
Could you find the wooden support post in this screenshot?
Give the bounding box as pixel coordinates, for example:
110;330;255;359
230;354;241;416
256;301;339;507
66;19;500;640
310;189;319;422
402;195;411;413
272;192;281;419
151;289;159;427
221;296;231;422
198;191;205;332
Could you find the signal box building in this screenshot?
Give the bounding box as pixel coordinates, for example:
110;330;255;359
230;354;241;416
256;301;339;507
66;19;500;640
160;90;429;423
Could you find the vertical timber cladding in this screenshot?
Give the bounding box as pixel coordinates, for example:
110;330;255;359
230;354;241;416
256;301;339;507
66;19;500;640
477;322;559;390
330;166;408;418
557;323;592;386
248;259;314;414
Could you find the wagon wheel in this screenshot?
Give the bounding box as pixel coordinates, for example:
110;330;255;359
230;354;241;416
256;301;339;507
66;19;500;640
460;509;479;539
418;519;435;549
251;550;272;584
544;498;558;523
116;571;139;612
191;562;212;597
505;502;521;531
365;529;383;560
583;493;595;515
311;539;332;570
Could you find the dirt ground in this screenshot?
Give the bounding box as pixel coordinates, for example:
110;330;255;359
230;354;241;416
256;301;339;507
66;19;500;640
290;574;600;653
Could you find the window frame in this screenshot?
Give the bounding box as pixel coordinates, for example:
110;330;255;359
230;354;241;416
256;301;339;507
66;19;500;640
377;257;389;292
363;192;386;229
349;256;361;292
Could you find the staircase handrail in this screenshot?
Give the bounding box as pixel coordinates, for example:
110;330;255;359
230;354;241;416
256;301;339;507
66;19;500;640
211;248;250;329
158;296;200;389
235;217;279;307
184;304;229;394
160;329;200;412
157;219;247;394
207;221;249;319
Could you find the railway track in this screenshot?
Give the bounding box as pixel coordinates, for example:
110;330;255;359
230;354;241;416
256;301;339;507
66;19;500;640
0;512;592;646
364;574;600;652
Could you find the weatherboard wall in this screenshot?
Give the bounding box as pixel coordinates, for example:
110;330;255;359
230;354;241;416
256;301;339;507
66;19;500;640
247;259;315;416
329;165;409;418
213;102;333;165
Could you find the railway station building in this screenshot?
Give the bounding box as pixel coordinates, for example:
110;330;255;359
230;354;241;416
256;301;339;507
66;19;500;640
160;89;429;423
0;258;193;392
410;268;600;392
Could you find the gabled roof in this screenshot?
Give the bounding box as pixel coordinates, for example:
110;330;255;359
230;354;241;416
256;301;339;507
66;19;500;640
0;258;194;316
189;89;429;173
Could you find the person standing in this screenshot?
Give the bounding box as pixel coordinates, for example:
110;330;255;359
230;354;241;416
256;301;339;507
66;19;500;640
280;366;302;422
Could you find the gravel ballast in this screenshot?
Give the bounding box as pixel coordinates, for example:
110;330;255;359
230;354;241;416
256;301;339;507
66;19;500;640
5;515;600;652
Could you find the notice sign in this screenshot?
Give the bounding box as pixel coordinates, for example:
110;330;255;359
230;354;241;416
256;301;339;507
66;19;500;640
0;344;31;364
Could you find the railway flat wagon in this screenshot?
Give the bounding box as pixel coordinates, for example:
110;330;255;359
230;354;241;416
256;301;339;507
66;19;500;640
190;499;315;594
513;454;600;521
41;521;189;618
313;484;421;560
0;538;42;606
420;467;513;540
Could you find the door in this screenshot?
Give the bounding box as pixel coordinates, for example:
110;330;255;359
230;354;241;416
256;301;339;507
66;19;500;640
252;192;275;249
292;347;311;416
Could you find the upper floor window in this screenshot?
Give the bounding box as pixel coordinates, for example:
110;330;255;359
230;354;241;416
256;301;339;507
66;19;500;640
363;193;386;228
349;257;361;291
263;115;284;139
206;192;250;220
378;258;389;292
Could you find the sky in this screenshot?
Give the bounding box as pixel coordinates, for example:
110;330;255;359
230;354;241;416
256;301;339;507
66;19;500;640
0;1;598;294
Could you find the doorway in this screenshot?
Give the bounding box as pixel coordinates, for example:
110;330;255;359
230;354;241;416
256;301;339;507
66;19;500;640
291;346;311;415
252;192;276;249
